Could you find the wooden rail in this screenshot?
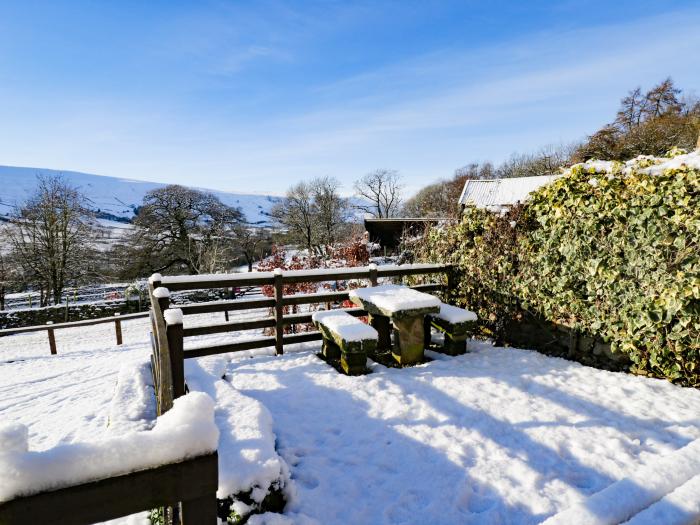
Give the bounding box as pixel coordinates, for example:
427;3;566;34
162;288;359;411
0;452;219;525
0;312;150;355
148;263;451;412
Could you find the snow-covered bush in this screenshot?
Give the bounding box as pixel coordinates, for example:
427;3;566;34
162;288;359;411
417;148;700;386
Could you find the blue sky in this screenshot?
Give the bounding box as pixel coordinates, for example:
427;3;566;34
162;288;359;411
0;1;699;196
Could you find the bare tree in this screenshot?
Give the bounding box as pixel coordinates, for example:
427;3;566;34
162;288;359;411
119;185;242;276
271;181;316;254
643;77;681;119
232;225;271;271
574;78;700;161
311;176;351;247
615;87;645;130
272;177;351;254
7;175;95;306
354;169;403;218
497;144;575;178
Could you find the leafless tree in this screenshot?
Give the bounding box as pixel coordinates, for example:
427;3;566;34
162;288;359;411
354;169;403;218
232;225;272;271
119;185;242;276
615;87;645;131
271;181;316;254
497;144;576;178
574;78;700;161
311;176;351;246
272;177;351;254
7;175;95;306
643;77;682;119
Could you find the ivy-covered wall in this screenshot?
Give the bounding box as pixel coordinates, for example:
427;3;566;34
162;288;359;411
417;149;700;386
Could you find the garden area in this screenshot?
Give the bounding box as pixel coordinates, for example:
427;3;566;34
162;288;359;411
1;148;699;524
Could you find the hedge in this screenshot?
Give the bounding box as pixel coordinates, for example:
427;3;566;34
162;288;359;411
417;148;700;386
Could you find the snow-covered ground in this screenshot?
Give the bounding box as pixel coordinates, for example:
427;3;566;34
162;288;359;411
2;309;700;524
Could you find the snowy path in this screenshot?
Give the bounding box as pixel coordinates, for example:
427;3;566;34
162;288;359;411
229;344;700;524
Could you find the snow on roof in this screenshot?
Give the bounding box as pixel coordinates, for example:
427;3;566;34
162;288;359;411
0;392;218;502
458;175;561;209
349;284;441;314
312;310;378;342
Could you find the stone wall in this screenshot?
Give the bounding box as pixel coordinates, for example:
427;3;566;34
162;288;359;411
502;310;629;372
0;300;146;329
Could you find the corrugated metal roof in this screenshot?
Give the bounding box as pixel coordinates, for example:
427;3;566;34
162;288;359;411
458;175;561;209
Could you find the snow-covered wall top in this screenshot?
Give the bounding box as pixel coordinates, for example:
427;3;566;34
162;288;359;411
0;165;283;225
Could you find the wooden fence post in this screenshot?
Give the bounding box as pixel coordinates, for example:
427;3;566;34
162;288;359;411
165;309;185;399
46;322;57;355
369;263;378;287
114;313;123;346
150;282;174;415
273;269;284;355
446;264;455;303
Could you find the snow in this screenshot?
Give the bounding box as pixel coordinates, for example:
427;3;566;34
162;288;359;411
625;474;700;525
0;423;28;453
434;303;478;324
0;391;218;502
159;263;444;287
108;358;156;435
349;284;441;314
2;305;700;523
635;149;700;176
229;345;700;524
573;148;700;178
0;165;282;225
184;355;290;501
164;308;183;325
152;285;169;298
542;438;700;525
311;310;378;342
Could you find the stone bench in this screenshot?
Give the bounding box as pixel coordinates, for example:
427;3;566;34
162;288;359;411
425;303;477;355
312;310;378;375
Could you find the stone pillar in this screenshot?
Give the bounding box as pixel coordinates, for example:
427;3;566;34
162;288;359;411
369;313;391;351
391;315;425;365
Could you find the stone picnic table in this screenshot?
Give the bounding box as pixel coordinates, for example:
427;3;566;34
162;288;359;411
348;284;441;365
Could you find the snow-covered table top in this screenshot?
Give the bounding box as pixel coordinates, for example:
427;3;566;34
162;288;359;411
348;285;440;319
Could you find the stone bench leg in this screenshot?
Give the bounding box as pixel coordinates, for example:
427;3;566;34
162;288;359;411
392;315;425;365
341;351;367;375
441;333;467;356
369;313;391;351
322;338;341;360
423;317;432;348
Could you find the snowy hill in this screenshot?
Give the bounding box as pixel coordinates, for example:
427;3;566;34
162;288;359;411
0;165;282;225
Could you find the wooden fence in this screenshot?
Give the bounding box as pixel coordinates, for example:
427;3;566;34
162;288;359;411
0;452;218;525
0;312;149;355
148;263;451;414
